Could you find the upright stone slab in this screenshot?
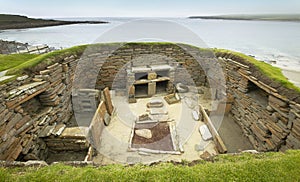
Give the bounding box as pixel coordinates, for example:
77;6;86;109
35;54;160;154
103;87;114;115
148;82;156;96
128;85;136;103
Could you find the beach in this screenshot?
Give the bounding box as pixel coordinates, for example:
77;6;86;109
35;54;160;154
282;69;300;88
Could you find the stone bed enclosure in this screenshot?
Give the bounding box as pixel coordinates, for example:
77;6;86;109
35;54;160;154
0;42;299;163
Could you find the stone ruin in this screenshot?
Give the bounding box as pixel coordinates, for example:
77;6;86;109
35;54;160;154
0;43;299;165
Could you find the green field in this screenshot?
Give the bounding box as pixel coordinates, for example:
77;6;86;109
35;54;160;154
1;150;300;182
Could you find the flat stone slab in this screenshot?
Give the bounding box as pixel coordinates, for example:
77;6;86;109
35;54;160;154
192;110;200;121
0;75;15;82
150;65;172;71
151;114;169;122
0;70;8;77
60;127;89;139
147;100;164;108
8;81;48;98
52;124;66;136
132;66;151;73
149;108;168;115
199;124;213;141
39;125;56;138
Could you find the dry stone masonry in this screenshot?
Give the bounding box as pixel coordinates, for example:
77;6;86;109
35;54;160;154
216;53;300;152
0;43;299;163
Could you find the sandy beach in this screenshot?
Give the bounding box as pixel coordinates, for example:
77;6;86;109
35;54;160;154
282;69;300;88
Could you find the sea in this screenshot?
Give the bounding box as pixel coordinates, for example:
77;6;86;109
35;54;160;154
0;17;300;75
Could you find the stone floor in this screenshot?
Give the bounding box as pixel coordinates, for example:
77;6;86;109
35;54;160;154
76;86;256;164
93;90;217;164
217;114;254;153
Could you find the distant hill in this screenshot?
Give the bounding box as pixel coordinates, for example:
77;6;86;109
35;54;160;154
0;14;108;30
189;14;300;22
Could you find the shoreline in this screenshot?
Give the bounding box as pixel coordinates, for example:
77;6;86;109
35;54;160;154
0;21;109;30
282;69;300;88
189;15;300;23
0;14;108;30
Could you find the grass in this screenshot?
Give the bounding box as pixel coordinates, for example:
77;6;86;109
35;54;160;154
0;54;38;72
213;48;300;93
0;150;300;181
1;43;299;93
6;45;87;75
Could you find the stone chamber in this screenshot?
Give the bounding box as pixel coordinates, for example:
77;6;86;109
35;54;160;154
0;42;299;164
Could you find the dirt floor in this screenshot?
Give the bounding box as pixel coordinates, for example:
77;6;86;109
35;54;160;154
46;150;87;164
217;114;254;153
132;123;174;151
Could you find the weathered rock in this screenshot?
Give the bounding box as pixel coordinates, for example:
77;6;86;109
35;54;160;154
139;114;150;121
25;160;48;167
176;83;189;93
147;100;164;108
192;110;200;121
52;124;66;136
199;125;212;141
135;129;152;139
266;105;274;112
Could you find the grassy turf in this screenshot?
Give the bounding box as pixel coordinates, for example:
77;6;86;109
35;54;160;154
2;43;299;93
6;45;87;75
0;54;38;72
213;48;300;93
0;150;299;182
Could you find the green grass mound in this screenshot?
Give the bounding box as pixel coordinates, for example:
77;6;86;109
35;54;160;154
214;49;300;93
1;43;299;93
0;54;39;72
5;45;87;75
1;150;300;182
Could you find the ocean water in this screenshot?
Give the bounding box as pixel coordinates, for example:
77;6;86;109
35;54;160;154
0;17;300;72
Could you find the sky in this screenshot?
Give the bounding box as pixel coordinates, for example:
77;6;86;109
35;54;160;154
0;0;300;18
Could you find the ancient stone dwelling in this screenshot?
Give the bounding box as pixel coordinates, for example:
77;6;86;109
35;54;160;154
0;43;299;163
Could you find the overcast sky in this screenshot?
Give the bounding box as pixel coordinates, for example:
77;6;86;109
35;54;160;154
0;0;300;18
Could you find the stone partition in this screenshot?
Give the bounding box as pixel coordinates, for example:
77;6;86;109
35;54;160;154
1;42;299;162
215;53;300;152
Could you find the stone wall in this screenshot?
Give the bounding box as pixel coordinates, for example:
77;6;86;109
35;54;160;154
216;53;300;152
1;42;299;162
75;43;212;90
0;39;29;54
0;55;79;161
